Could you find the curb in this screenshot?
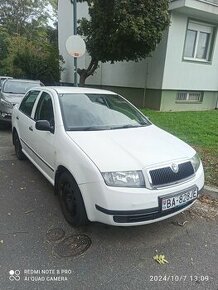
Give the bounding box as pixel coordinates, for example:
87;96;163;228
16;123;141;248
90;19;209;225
204;185;218;200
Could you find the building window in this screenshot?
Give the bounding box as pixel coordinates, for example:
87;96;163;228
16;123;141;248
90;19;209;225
176;92;203;103
184;21;215;62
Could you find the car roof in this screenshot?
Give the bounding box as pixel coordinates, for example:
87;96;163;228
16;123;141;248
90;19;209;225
4;79;41;83
44;86;117;95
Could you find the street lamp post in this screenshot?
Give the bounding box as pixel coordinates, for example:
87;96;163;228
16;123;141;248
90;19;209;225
71;0;78;86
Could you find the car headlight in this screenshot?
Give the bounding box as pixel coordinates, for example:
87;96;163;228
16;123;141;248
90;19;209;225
191;153;201;172
0;98;13;109
102;171;145;187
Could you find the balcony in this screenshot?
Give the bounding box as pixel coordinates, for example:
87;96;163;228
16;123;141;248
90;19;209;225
171;0;218;5
169;0;218;22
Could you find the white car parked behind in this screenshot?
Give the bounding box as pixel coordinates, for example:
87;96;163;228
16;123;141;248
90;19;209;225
12;87;204;226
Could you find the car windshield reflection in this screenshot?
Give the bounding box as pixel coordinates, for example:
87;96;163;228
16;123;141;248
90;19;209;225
3;81;41;94
59;93;150;131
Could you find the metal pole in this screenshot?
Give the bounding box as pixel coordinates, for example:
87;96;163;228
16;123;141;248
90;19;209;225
71;0;78;86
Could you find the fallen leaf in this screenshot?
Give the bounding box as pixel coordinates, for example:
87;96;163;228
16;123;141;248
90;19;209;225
24;209;34;214
178;221;188;227
153;254;169;264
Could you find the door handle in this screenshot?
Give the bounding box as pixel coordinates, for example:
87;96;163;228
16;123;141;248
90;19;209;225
16;116;19;120
29;126;33;131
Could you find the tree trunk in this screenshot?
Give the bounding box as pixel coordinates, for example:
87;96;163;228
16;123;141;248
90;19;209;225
77;58;98;86
78;69;88;86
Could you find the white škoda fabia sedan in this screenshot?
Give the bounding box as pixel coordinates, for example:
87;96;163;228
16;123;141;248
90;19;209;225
12;87;204;226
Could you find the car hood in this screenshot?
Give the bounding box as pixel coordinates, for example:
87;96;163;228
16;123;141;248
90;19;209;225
66;125;195;172
2;93;24;104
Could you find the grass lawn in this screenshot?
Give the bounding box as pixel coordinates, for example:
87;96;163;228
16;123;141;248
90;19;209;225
141;109;218;187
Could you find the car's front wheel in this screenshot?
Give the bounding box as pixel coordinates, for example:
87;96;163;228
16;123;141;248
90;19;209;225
57;171;88;226
13;131;26;160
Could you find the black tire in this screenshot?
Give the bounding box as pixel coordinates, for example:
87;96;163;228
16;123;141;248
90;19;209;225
57;171;88;226
14;131;26;160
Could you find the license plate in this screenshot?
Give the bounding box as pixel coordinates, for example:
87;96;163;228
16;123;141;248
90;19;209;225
161;187;198;211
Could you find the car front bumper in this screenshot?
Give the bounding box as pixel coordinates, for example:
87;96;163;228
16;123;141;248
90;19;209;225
79;163;204;226
0;103;12;123
95;186;203;224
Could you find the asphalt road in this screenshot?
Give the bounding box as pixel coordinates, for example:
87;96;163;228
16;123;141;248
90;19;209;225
0;127;217;290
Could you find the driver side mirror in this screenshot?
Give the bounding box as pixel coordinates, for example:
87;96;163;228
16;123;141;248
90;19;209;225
35;120;54;133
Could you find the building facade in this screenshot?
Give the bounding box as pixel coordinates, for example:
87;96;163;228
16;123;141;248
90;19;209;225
58;0;218;111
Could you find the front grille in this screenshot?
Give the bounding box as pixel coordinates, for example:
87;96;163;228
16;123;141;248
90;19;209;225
149;161;194;187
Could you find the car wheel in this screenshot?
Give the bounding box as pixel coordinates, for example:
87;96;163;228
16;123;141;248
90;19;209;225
57;172;88;226
14;131;26;160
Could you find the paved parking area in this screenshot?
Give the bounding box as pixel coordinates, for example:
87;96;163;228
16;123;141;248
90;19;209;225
0;128;217;290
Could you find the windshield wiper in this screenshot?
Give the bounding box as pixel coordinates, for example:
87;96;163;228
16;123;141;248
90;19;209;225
67;126;111;131
67;124;147;131
110;124;143;130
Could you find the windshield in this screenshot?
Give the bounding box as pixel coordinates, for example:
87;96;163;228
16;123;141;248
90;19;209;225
59;93;150;131
3;81;40;94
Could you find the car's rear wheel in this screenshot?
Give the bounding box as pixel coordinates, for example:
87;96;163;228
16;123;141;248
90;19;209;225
57;172;88;226
14;131;26;160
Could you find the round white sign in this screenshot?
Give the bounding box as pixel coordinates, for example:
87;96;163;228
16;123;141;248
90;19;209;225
66;35;86;58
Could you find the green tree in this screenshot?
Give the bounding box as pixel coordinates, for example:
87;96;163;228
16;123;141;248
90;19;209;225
49;0;58;11
0;27;10;75
0;0;54;36
1;35;63;83
77;0;170;85
0;0;62;83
